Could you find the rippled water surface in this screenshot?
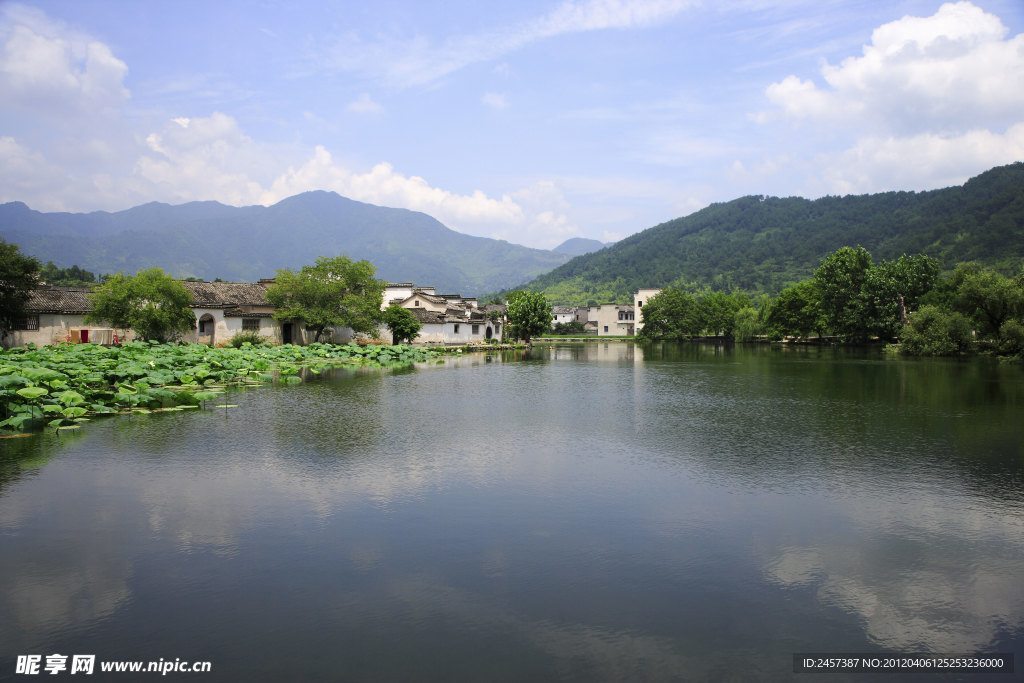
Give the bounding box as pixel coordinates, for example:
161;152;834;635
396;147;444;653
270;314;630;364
1;343;1022;681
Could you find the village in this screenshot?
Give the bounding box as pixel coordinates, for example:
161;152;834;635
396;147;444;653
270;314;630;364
4;279;664;349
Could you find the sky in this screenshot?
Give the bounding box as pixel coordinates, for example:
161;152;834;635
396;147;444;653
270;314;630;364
1;0;1023;250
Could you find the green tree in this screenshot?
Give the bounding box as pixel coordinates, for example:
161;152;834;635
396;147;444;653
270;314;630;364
732;306;761;342
506;290;552;344
814;246;873;342
764;281;822;339
697;291;746;337
0;240;41;341
40;261;97;286
860;254;940;341
637;289;700;341
86;267;196;342
266;256;385;343
382;304;422;345
900;305;973;356
952;265;1024;339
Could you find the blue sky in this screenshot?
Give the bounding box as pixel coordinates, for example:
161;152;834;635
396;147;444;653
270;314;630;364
2;0;1022;249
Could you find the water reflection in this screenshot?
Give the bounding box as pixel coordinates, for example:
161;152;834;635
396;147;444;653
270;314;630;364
0;345;1021;679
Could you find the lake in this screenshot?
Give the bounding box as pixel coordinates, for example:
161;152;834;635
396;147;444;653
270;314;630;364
1;343;1022;681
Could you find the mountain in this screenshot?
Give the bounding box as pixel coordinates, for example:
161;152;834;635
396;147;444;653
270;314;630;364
552;237;611;256
521;163;1024;305
0;192;570;294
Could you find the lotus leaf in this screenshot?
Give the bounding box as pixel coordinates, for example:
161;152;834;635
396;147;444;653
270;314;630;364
16;387;49;400
58;390;86;405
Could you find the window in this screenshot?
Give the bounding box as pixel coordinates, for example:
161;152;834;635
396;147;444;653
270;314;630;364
472;324;479;334
16;315;39;330
454;323;460;333
638;301;643;307
603;325;609;332
414;300;419;307
242;318;260;331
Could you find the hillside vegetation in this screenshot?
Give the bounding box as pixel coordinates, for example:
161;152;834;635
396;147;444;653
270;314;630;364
523;163;1024;304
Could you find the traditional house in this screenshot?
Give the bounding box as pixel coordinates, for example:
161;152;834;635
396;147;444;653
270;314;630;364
3;286;128;348
386;284;501;344
383;283;436;307
183;280;279;346
589;303;635;336
185;279;362;346
551;306;577;328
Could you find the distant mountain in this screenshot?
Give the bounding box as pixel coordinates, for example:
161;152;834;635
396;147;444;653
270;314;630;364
0;192;571;294
521;162;1024;305
552;237;611;256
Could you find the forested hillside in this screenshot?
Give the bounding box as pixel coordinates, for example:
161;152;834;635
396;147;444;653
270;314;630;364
523;163;1024;304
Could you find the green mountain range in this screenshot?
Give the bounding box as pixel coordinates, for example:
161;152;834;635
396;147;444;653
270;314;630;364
521;162;1024;305
0;191;570;294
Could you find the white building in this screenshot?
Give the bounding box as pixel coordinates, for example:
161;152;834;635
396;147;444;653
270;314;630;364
387;285;501;345
588;304;635;336
551;306;577;328
633;288;662;334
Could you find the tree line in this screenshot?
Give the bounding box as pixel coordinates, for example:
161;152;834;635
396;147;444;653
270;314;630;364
638;246;1024;358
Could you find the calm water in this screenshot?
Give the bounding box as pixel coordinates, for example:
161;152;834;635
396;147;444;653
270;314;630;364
1;343;1022;681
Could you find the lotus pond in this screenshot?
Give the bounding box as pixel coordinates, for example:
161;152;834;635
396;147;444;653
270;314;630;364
0;341;441;434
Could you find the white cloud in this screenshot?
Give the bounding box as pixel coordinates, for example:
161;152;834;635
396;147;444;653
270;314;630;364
481;92;508;109
817;123;1024;196
0;10;129;114
760;2;1024;134
0;136;64;199
322;0;694;89
754;2;1024;197
347;92;382;113
135;113;271;206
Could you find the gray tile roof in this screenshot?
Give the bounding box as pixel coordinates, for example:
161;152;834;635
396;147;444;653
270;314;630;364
409;308;446;324
27;286;93;314
28;281;272;314
181;281;271;307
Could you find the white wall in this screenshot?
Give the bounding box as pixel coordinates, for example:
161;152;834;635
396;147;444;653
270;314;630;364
634;289;662;333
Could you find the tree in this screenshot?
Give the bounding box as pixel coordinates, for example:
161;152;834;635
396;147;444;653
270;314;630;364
857;254;940;341
266;256;384;343
900;305;973;356
697;291;746;337
40;261;97;286
811;247;939;343
732;306;760;342
764;281;822;340
505;290;551;344
814;246;873;342
637;289;700;341
87;267;196;342
953;265;1024;339
382;304;422;345
0;240;41;341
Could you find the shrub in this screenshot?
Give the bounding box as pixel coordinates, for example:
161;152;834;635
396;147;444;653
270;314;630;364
900;305;973;356
551;321;586;335
228;330;265;348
